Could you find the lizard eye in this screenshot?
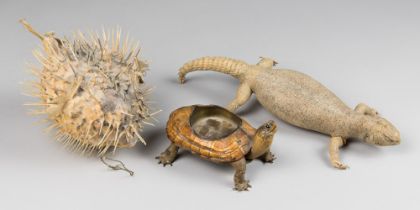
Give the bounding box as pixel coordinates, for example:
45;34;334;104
265;124;271;129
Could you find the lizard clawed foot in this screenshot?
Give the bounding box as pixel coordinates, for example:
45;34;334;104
226;103;238;112
331;160;348;170
234;180;251;191
329;137;348;170
178;73;186;84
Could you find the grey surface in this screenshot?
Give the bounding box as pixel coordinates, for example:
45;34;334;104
1;0;419;209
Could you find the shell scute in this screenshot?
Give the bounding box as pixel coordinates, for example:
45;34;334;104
166;105;255;163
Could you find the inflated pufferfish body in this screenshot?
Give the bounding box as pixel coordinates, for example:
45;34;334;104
21;20;156;156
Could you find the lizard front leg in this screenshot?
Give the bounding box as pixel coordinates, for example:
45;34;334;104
355;103;379;116
329;136;348;170
226;83;252;112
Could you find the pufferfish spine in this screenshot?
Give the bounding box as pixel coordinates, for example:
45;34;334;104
21;20;158;157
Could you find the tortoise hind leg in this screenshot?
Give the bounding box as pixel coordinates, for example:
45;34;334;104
156;143;179;166
231;158;251;191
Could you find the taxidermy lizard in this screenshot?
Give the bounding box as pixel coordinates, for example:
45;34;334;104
178;56;400;169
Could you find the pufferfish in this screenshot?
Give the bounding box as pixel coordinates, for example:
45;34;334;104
20;20;159;175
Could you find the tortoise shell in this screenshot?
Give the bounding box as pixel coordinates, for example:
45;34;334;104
166;105;256;163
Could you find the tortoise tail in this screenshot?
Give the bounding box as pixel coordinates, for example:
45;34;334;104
178;56;250;83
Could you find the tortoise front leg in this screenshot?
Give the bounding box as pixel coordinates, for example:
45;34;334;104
231;158;251;191
329;136;348;170
156;143;179;166
259;150;276;163
226;83;252;112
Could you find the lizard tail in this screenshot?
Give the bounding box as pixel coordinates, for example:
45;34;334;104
178;56;250;83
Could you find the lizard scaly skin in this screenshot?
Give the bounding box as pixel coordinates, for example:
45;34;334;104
179;56;400;169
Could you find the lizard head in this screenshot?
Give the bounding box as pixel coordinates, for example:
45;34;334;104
362;116;400;146
257;57;278;68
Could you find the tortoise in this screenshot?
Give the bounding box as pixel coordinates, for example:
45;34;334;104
156;105;277;191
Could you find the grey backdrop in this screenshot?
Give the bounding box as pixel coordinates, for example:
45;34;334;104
1;0;419;209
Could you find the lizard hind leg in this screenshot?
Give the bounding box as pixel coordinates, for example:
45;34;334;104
256;57;278;68
355;103;379;116
329;136;348;170
226;83;252;112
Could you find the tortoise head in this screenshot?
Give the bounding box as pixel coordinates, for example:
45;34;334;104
255;120;277;141
248;120;277;159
